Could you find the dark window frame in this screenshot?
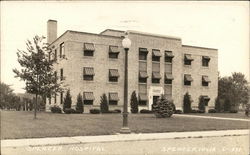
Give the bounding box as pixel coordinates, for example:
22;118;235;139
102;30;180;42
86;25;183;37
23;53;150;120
202;57;210;67
60;92;63;104
83;75;94;81
109;77;118;82
139;77;147;83
60;68;64;81
109;100;118;105
138;101;147;105
84;100;93;105
184;81;191;86
109;52;119;59
152;78;160;84
202;81;209;86
59;42;65;58
84;50;94;56
165;79;172;84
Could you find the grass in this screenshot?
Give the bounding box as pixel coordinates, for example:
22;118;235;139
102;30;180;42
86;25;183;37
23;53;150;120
185;112;250;119
1;111;249;139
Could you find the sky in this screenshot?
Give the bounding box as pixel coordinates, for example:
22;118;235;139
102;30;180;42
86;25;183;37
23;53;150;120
1;1;249;93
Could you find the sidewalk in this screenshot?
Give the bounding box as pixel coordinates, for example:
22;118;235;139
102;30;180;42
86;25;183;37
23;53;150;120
2;129;249;148
174;114;250;122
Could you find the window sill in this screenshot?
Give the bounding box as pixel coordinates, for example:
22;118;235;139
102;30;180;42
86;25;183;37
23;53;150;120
184;64;192;68
83;80;95;83
165;62;172;65
139;60;147;62
83;56;95;59
109;58;119;61
164;84;172;86
201;66;209;69
107;82;119;84
139;83;147;85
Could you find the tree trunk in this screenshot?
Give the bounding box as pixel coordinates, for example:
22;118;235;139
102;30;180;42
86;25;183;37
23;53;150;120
34;93;37;119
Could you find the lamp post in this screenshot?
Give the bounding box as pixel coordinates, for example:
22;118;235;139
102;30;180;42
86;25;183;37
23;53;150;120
120;32;131;134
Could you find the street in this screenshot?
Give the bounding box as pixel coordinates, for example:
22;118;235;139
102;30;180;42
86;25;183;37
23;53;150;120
2;134;249;155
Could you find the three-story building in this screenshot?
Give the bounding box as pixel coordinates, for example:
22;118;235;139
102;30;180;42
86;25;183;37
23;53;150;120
46;20;218;112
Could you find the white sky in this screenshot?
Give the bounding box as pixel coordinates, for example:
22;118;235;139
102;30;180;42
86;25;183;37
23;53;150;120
1;1;249;93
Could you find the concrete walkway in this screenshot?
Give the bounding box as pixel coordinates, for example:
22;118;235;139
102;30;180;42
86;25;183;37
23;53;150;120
174;114;250;122
1;129;249;148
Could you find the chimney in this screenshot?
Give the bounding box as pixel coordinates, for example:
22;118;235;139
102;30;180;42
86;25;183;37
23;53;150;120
47;20;57;44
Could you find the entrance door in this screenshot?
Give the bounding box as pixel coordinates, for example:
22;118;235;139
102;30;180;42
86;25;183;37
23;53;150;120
152;96;160;110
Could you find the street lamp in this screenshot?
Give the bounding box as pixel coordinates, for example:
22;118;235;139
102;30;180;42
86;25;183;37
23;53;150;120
120;32;131;134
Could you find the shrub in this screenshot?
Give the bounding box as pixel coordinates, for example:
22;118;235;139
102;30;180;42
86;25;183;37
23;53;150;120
140;109;153;113
198;96;206;111
174;110;183;114
90;108;100;114
76;93;83;113
63;90;72;112
64;108;76;114
51;106;62;113
152;97;176;118
114;109;121;113
191;109;198;113
100;94;109;113
229;110;238;113
108;110;120;114
197;110;205;113
130;91;138;113
208;109;217;113
183;92;192;113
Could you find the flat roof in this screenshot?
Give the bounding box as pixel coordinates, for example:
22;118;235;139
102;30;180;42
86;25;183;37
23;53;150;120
182;45;218;51
127;30;181;41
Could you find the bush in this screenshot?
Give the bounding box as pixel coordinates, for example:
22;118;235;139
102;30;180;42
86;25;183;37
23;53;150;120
183;92;192;113
100;94;109;113
140;109;153;113
130;91;138;113
90;108;100;114
63;90;72;112
198;96;206;111
174;110;183;114
152;97;176;118
208;109;217;113
51;106;62;113
114;109;121;113
64;108;76;114
197;110;205;113
108;110;120;114
76;93;83;113
191;109;198;113
229;110;238;113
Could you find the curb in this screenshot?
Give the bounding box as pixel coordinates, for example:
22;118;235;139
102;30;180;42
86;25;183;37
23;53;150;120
174;114;250;122
1;129;249;148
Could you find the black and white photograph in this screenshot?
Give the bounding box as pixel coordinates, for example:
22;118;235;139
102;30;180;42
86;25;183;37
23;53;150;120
1;1;249;155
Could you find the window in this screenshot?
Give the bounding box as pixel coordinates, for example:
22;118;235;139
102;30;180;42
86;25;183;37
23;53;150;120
60;68;64;81
139;48;148;60
202;76;210;86
139;94;147;105
49;97;51;105
165;73;174;84
54;71;57;83
54;93;56;104
84;43;95;56
165;51;174;63
202;56;210;67
83;92;94;105
60;92;63;104
48;52;51;62
152;72;161;83
139;71;148;83
184;54;194;65
83;67;94;81
152;49;161;62
109;93;119;105
54;49;57;61
109;69;119;82
184;74;193;86
59;43;65;58
109;46;119;59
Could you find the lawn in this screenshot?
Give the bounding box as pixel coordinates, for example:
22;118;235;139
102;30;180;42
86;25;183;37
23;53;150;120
186;112;250;119
1;111;249;139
